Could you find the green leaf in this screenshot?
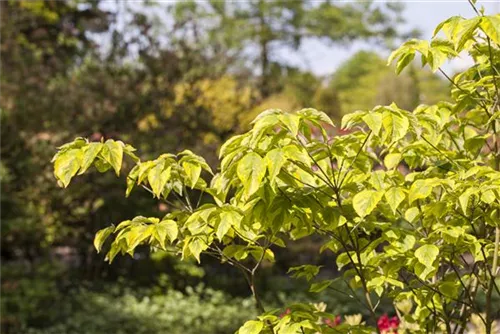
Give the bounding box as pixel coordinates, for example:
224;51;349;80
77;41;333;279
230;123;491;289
239;320;264;334
382;111;409;142
217;210;240;241
297;108;334;127
433;16;461;38
219;134;245;159
385;187;406;214
362;113;383;135
309;280;333;293
459;188;476;215
405;207;420;223
352;190;384;218
123;144;140;162
155;220;177;248
148;160;171;198
384;153;402;169
237;152;267;197
126;225;154;251
439;281;458;298
288;265;321;281
79;142;103;175
480;15;500;44
182;161;202;188
179;150;213;175
481;189;496;204
126;165;140;197
189;238;207;263
341;110;365;130
414;244;439;267
396;52;415;74
265;149;286;184
464;135;488;156
455;17;481;51
138;161;154;184
94;226;115;253
427;48;446;72
409;179;435;204
54;148;83;187
278;113;300;136
102;140;124;176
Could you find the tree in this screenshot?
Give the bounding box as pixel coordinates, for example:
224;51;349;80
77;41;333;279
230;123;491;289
52;6;500;334
330;50;449;114
170;0;409;97
1;0;112;263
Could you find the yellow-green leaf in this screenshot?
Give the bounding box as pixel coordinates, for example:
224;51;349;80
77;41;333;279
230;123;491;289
481;189;496;204
126;165;140;197
182;161;202;188
217;210;241;241
385;187;406;214
102;140;124;176
94;225;115;253
362;113;383;135
382;111;409;142
405;207;420;223
265;149;286;184
138;161;154;184
189;238;207;263
237;152;266;197
278;113;300;136
384;153;402;169
459;188;477;215
54;148;83;187
415;244;439;267
352;190;383;218
409;179;435;204
148;160;171;198
155;220;178;248
455;17;481;51
239;320;264;334
126;225;154;251
79;142;103;175
395;52;415;74
480;15;500;44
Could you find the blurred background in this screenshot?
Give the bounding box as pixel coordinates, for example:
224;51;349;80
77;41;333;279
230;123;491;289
1;1;497;333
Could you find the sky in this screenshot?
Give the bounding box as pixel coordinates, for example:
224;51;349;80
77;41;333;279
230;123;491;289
280;0;500;77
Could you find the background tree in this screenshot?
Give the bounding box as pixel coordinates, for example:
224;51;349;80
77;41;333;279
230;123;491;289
330;50;450;114
169;0;410;97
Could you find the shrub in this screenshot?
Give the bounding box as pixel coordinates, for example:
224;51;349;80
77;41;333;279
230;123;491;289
10;283;255;334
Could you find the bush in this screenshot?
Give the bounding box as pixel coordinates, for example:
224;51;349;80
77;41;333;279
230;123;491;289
3;275;256;334
29;286;255;334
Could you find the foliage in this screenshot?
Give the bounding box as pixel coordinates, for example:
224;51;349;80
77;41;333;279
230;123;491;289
244;69;343;127
52;5;500;334
331;50;449;114
2;271;255;334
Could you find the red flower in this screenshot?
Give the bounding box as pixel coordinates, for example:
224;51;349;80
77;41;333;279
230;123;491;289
389;316;400;329
377;314;399;333
324;315;341;327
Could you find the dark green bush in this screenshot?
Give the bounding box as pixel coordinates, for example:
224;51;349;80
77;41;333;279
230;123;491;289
21;286;256;334
2;265;256;334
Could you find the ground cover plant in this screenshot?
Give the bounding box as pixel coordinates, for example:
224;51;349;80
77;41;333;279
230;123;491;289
52;4;500;333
